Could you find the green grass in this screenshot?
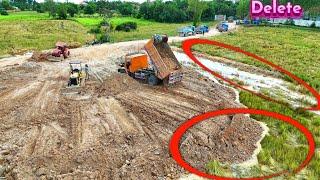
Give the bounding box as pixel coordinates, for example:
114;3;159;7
0;11;49;21
0;11;216;55
190;26;320;91
0;11;93;55
239;92;320;179
73;17;104;28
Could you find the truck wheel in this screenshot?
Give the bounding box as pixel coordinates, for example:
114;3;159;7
147;75;159;86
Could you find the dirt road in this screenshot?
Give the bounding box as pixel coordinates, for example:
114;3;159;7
0;23;265;179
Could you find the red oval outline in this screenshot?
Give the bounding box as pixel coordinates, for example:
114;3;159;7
169;108;316;179
182;39;320;110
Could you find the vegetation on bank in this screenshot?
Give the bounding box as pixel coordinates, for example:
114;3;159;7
207;91;320;179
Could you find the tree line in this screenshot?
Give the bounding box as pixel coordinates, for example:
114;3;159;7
237;0;320;19
0;0;236;23
1;0;319;21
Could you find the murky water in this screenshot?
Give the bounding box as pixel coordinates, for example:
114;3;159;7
174;51;317;109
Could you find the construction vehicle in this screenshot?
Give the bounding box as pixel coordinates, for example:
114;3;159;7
60;62;86;95
68;62;86;87
52;42;70;59
118;34;183;86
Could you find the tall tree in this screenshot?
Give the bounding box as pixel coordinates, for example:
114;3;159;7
188;0;208;26
1;0;11;10
44;0;56;17
237;0;250;19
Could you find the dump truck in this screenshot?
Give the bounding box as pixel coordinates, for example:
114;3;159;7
118;34;183;85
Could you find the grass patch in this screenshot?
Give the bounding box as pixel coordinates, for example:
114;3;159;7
0;11;49;21
0;11;93;55
0;11;217;55
191;26;320;91
73;17;104;28
74;16;217;42
239;91;320;178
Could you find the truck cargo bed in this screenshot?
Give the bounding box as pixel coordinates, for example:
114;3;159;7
144;39;181;79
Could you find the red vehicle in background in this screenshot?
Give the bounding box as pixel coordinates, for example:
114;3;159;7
52;42;70;59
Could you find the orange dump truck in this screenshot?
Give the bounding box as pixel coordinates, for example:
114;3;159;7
118;35;183;85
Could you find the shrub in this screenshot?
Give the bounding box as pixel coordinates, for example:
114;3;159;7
284;19;294;26
99;33;110;43
115;21;137;32
0;10;9;15
100;19;110;27
57;4;68;20
310;22;316;28
89;27;101;34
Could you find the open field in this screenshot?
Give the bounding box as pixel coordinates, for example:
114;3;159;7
0;12;93;56
0;11;216;56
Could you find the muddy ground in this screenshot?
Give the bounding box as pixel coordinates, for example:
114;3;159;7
0;25;265;179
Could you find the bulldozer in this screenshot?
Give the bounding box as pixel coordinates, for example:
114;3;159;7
61;62;86;95
68;62;86;87
118;34;183;86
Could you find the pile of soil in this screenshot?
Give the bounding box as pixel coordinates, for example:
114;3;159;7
28;51;49;62
181;114;263;171
96;74;142;96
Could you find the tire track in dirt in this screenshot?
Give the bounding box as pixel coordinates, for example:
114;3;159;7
0;33;264;179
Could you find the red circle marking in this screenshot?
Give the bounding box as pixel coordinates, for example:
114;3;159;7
182;39;320;110
169;108;315;180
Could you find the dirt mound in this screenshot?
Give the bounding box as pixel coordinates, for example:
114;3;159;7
28;51;49;62
181;115;263;171
96;74;142;96
68;42;82;49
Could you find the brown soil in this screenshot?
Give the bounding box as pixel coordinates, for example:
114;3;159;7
0;39;263;179
28;51;50;62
